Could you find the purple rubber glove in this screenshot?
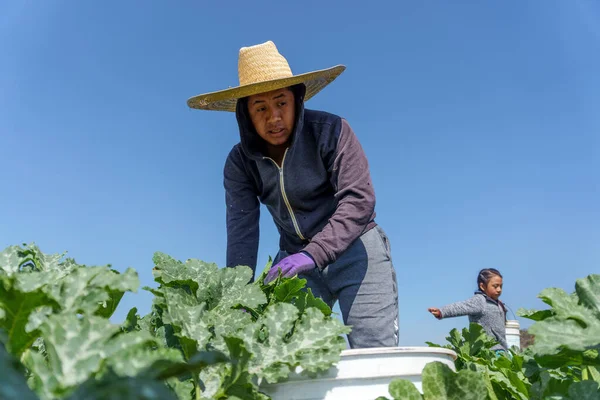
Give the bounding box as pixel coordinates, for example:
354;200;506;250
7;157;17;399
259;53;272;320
264;252;316;284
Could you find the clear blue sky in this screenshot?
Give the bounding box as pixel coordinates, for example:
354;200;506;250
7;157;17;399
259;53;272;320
1;1;598;346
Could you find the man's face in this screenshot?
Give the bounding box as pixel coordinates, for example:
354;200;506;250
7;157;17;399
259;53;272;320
247;88;295;148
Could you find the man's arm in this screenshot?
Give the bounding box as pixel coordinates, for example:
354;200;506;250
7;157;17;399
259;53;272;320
224;147;260;274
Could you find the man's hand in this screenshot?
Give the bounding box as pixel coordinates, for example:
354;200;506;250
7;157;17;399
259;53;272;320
264;252;315;284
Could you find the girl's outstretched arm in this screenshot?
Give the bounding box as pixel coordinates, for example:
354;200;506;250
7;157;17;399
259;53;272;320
430;295;486;319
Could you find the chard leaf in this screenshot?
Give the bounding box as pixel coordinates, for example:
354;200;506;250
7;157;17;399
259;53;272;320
584;365;600;382
152;252;215;294
149;254;267;354
0;249;65;359
517;308;554;321
37;314;121;392
568;380;600;399
0;243;69;275
0;340;39;400
236;303;349;383
143;349;227;380
151;252;266;311
295;288;331;317
273;278;306;303
213;265;266;310
199;337;257;400
537;288;596;327
576;275;600;319
122;307;139;333
0;245;25;275
0;244;139;359
421;361;488;400
107;346;184;377
527;275;600;363
65;371;178;400
45;266;139;317
21;348;59;400
159;287;212;350
166;378;194;400
387;379;423;399
0;279;57;357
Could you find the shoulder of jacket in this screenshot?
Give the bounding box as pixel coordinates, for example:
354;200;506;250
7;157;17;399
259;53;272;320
304;108;343;128
224;142;250;171
473;293;488;303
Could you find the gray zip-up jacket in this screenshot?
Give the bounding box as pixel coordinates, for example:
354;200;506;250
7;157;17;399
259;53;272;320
224;84;377;273
439;291;508;350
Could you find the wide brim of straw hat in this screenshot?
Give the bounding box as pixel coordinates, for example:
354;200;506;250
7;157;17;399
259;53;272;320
186;65;346;112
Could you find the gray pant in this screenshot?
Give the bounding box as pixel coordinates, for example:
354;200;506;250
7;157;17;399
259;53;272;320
276;225;399;349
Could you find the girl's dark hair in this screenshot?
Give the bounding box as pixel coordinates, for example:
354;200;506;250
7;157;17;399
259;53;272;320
477;268;502;290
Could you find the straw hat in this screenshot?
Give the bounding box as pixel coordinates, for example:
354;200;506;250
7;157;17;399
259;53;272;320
186;41;346;112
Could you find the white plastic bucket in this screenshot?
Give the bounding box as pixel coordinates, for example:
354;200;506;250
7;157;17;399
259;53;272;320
505;320;521;350
260;347;457;400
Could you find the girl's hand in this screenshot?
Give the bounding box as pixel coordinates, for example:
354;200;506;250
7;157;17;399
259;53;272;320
428;307;442;319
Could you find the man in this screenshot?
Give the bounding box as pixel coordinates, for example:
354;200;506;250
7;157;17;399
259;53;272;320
187;41;398;348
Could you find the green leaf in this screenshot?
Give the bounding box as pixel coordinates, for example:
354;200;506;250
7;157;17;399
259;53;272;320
45;266;139;316
199;337;256;399
109;346;185;378
526;275;600;364
235;303;350;383
537;288;596;327
0;281;57;357
584;365;600;382
295;287;331;317
145;349;228;380
517;308;554;321
121;307;139;333
387;379;423;399
530;370;571;399
213;265;266;310
0;243;70;275
220;337;254;396
482;370;499;400
273;278;306;302
65;371;178;400
567;380;600;399
0;245;139;360
152;252;215;292
37;314;121;393
160;287;208;336
421;361;488;400
529;315;600;358
0;340;39;400
165;378;194;400
576;275;600;319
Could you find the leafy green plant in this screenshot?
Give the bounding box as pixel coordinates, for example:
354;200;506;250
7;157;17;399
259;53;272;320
427;323;529;400
376;361;488;400
131;251;350;399
0;243;350;400
518;274;600;399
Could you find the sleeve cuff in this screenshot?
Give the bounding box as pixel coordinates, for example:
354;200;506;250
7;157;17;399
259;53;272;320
302;242;329;269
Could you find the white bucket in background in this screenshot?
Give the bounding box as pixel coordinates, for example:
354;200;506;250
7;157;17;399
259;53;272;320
260;347;457;400
505;320;521;350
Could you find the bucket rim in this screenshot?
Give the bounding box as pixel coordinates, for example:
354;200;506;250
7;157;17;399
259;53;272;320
341;346;457;360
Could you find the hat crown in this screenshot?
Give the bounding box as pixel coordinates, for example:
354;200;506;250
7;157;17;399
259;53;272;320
238;41;293;86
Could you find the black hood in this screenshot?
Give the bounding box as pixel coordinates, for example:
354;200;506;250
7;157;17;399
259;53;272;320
234;84;307;160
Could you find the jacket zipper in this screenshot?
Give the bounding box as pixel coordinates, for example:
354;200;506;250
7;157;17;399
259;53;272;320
265;149;306;241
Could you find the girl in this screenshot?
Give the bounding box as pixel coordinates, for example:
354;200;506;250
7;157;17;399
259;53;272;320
428;268;508;350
